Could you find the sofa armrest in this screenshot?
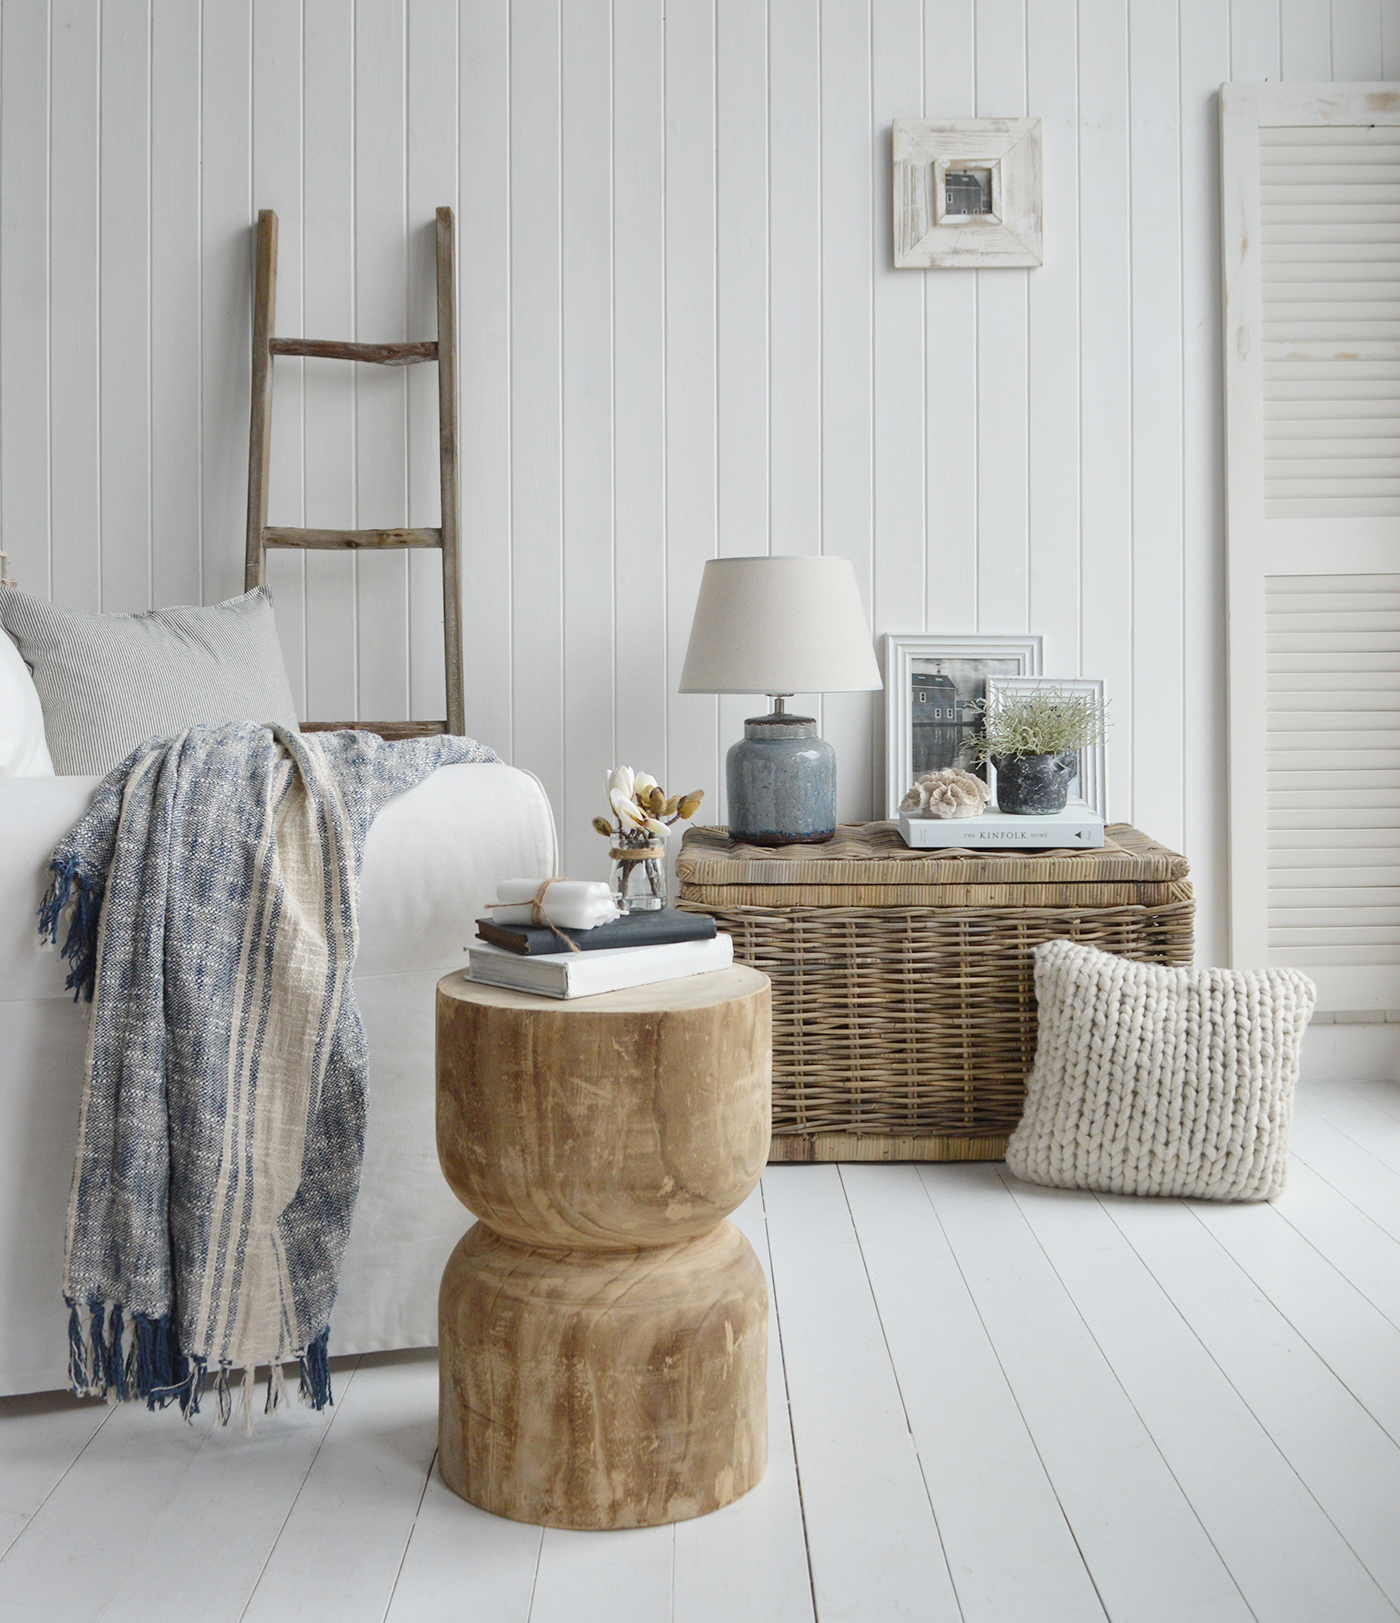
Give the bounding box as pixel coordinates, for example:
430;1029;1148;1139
356;762;557;977
0;763;558;998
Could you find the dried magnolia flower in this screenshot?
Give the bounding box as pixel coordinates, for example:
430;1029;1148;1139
596;772;706;839
607;764;669;836
899;768;991;820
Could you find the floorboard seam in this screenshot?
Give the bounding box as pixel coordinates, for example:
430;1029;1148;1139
234;1354;362;1623
1341;1083;1400;1127
911;1164;1112;1623
0;1399;114;1566
1181;1200;1400;1449
522;1523;545;1623
380;1441;440;1623
1294;1099;1400;1183
989;1171;1260;1623
1286;1145;1400;1251
1299;1094;1400;1180
758;1176;821;1623
89;1401;230;1619
835;1165;965;1623
1095;1191;1400;1620
1270;1202;1400;1337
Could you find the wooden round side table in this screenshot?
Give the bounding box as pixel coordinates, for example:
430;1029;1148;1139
435;964;772;1530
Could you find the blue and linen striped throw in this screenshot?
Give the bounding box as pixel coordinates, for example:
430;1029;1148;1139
40;722;498;1423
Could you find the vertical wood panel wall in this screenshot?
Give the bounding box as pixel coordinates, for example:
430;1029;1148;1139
0;0;1387;960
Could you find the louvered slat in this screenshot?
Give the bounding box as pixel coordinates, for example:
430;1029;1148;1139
1259;126;1400;514
1266;573;1400;964
1270;829;1400;850
1268;864;1400;883
1270;807;1400;829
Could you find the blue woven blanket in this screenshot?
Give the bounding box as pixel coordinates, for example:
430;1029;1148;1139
41;722;498;1422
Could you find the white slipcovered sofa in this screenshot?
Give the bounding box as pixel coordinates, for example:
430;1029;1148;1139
0;763;556;1396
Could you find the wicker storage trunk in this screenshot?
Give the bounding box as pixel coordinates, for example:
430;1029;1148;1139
676;822;1194;1163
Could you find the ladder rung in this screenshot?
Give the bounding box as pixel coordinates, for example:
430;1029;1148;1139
302;721;448;739
264;526;442;550
269;338;438;366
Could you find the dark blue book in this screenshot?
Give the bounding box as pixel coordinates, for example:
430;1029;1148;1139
474;907;718;956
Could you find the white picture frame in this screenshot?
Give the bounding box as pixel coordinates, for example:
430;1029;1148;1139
893;118;1043;268
983;676;1108;819
883;633;1043;818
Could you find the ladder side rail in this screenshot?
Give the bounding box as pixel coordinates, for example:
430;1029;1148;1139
436;206;465;737
245;210;278;591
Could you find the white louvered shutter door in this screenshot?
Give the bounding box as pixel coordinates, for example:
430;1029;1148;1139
1224;84;1400;1009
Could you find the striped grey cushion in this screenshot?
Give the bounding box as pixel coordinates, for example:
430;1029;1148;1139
0;586;299;775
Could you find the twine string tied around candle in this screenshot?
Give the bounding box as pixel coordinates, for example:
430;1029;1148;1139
485;877;582;952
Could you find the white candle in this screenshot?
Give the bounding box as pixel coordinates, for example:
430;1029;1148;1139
492;878;620;930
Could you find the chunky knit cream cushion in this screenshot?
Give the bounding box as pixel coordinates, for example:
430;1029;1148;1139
1006;939;1316;1202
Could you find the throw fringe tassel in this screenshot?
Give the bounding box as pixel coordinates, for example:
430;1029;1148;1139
65;1299;332;1426
298;1326;333;1412
265;1362;289;1415
67;1299;204;1417
237;1367;256;1435
38;856;105;1004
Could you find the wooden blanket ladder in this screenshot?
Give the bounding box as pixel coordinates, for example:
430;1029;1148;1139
244;207;464;738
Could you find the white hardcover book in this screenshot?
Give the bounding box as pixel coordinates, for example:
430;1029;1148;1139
898;807;1106;850
467;933;735;999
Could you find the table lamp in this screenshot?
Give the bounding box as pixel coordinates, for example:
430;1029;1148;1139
678;556;883;845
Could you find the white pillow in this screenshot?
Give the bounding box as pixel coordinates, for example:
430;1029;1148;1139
0;629;54;776
1006;939;1316;1202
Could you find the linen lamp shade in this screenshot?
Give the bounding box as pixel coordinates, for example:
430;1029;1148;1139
678;557;883;696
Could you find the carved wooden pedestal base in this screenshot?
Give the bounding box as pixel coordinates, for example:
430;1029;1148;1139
439;1220;768;1528
434;966;772;1530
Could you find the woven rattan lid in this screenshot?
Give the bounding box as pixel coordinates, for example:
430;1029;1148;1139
676;821;1189;886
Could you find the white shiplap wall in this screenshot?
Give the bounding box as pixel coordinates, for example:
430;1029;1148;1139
0;0;1391;963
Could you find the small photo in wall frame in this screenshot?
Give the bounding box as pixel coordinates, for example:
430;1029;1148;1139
984;676;1108;820
884;633;1043;818
893;118;1043;268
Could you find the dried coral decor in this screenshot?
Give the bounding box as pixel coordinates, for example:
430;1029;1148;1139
435;967;772;1528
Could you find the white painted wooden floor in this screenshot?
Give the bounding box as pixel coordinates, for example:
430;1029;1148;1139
5;1074;1400;1623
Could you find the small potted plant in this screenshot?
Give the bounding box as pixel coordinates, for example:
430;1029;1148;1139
594;767;704;911
969;688;1108;815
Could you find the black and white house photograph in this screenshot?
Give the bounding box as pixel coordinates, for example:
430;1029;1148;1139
884;633;1042;814
910;655;1024;776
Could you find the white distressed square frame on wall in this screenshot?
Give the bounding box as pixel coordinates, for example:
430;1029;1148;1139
893;118;1043;268
884;633;1043;818
983;675;1108;820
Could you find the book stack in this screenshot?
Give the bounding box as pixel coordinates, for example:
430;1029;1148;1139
469;907;732;999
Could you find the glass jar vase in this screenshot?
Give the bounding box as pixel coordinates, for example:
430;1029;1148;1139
610;837;667;913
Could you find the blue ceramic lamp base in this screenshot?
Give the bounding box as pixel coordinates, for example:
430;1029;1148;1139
726;702;837;846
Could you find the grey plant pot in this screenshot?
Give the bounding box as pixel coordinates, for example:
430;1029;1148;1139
994;752;1074;815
